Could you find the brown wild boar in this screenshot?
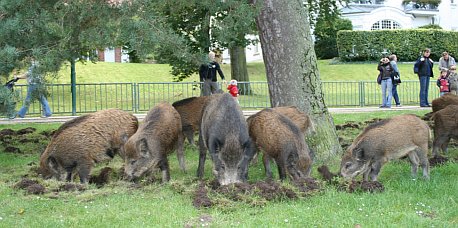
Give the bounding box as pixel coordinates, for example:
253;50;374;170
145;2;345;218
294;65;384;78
247;108;312;181
124;102;185;183
432;93;458;113
431;104;458;157
39;109;138;183
172;96;210;145
272;106;312;134
340;114;430;181
197;93;254;185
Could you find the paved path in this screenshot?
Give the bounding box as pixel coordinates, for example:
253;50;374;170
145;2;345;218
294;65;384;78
0;106;431;125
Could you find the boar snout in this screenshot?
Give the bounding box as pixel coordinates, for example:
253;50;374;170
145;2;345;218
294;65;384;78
219;169;243;186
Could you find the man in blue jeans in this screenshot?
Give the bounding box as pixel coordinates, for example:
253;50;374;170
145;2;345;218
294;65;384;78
13;60;52;118
414;48;434;107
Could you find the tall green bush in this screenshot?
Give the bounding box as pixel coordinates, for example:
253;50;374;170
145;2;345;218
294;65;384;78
337;29;458;61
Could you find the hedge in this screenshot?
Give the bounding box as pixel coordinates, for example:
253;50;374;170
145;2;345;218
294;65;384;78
337;29;458;61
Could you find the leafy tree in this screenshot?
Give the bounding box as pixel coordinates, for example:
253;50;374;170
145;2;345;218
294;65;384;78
253;0;342;160
314;17;352;59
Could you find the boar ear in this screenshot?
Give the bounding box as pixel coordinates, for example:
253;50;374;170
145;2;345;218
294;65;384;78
352;147;364;161
139;138;150;158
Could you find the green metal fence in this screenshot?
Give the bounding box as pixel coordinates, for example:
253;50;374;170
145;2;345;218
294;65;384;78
13;80;439;116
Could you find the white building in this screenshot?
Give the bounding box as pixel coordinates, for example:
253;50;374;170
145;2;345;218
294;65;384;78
341;0;458;31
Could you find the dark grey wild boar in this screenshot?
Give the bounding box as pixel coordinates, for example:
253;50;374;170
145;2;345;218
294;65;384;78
172;96;210;145
340;114;430;181
197;93;254;185
431;104;458;157
39;109;138;183
124;102;185;183
247;108;312;181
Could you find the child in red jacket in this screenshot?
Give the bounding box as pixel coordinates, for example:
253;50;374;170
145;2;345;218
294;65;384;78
437;69;450;96
227;79;239;103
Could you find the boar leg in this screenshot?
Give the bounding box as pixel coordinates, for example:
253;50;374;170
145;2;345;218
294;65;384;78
78;166;91;184
407;151;420;178
368;161;383;181
176;133;186;173
159;158;170;183
197;132;207;178
432;136;449;157
274;156;287;181
183;128;195;145
263;153;273;180
415;147;430;180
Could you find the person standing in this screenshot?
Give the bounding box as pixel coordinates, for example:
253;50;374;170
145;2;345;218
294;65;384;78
438;51;456;71
13;60;52;118
389;54;401;107
436;69;450;96
448;65;458;95
199;51;226;96
378;57;393;108
414;48;434;107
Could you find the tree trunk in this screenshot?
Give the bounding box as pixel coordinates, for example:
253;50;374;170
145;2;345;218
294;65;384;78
254;0;342;161
229;46;252;95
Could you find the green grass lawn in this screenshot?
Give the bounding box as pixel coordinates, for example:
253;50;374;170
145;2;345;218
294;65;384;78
0;111;456;227
37;60;420;84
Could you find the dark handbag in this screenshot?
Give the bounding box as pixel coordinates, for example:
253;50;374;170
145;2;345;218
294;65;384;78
377;73;382;85
391;71;401;84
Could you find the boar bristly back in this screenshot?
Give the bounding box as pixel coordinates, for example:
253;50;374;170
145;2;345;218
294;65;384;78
340;114;430;181
39;109;138;183
197;93;254;186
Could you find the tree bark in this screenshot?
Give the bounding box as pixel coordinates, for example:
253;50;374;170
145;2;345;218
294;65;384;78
229;45;252;95
254;0;342;161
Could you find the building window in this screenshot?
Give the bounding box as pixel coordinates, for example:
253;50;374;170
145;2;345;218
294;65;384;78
371;20;401;30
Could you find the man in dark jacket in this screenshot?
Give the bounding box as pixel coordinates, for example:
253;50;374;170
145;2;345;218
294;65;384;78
199;51;226;96
414;48;434;107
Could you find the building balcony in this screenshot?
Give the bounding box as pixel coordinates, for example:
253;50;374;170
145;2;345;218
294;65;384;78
404;2;439;16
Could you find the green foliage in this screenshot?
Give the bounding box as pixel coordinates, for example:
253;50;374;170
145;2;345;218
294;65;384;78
315;18;352;59
337;29;458;61
402;0;441;7
0;86;19;118
418;24;443;29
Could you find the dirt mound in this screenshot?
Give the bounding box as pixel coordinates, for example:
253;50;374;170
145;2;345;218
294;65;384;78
14;178;46;195
364;118;383;125
429;155;449;167
57;183;86;192
0;129;16;136
16;127;36;135
89;167;113;187
4;146;21;153
192;178;321;209
317;165;385;193
335;122;360;130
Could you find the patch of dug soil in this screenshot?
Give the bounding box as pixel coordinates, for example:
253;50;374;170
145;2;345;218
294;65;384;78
4;146;21;153
89;167;113;187
193;182;213;208
364;118;383;125
14;178;46;195
0;129;16;136
335;122;360;130
56;183;86;192
40;130;56;138
27;184;46;195
16;127;36;135
429;155;449;167
339;180;385;193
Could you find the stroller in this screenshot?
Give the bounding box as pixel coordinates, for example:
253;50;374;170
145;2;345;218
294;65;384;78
5;77;19;91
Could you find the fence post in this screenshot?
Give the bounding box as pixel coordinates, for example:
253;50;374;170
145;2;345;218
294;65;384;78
359;81;365;107
133;83;138;113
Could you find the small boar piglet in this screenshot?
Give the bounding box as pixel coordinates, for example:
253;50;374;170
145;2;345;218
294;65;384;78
123;102;184;183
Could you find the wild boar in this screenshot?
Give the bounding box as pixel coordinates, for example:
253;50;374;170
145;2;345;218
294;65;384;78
247;108;312;181
124;102;184;183
39;109;138;183
197;93;254;185
432;93;458;113
272;106;312;134
431;104;458;157
340;114;430;181
172;96;210;145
